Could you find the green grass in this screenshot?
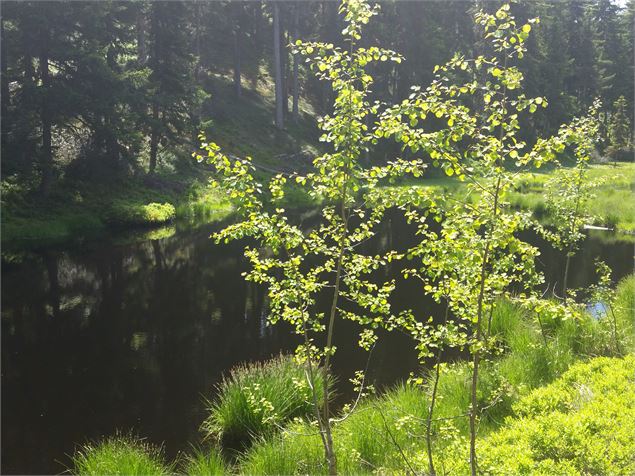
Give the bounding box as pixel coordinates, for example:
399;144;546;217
201;354;332;449
181;447;227;476
378;162;634;234
508;162;635;232
72;436;171;476
1;172;232;244
108;201;176;225
614;274;635;350
237;277;635;475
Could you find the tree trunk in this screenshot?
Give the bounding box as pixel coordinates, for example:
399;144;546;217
39;35;53;196
273;2;284;129
562;252;571;304
282;28;289;117
137;3;147;65
1;17;8;140
233;21;242;98
149;102;159;174
292;3;300;121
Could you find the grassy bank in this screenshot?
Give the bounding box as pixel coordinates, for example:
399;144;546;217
380;162;635;234
1;170;232;245
73;274;634;475
238;278;635;474
509;162;635;232
201;354;331;449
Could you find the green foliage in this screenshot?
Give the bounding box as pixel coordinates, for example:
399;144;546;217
72;436;171;476
198;1;424;470
238;283;633;474
181;447;227;476
539;107;603;253
201;354;331;448
443;355;635;475
608;96;632;153
376;4;598;472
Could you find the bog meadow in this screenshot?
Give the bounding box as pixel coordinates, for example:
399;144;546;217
1;1;634;475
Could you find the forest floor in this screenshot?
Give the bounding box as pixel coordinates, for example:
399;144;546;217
1;71;322;245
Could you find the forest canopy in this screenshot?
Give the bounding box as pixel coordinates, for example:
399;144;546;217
1;0;633;195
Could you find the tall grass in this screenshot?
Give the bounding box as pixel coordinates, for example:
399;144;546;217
201;354;331;448
239;280;635;474
613;274;635;350
181;447;227;475
72;436;171;476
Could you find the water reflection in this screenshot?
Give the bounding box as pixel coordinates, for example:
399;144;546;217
1;211;632;474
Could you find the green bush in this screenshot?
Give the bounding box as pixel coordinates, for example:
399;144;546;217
202;354;331;448
454;355;635;475
73;436;171;476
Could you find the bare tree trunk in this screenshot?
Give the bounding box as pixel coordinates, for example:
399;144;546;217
273;2;284;129
292;3;300;121
283;28;289;117
39;34;53;196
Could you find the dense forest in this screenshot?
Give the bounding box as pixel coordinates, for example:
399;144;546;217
1;0;633;193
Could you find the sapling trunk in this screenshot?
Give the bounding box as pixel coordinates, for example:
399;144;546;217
608;304;622;355
470;174;502;476
562;252;572;305
563;165;585;304
425;300;450;476
321;184;351;476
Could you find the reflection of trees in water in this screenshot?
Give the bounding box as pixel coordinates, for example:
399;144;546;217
1;228;288;474
2;220;632;474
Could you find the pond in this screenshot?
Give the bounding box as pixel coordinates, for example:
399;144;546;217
2;209;632;474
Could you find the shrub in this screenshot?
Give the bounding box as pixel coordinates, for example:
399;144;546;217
72;436;171;476
201;354;331;448
468;355;635;475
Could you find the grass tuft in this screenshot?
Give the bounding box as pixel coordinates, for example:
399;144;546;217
201;354;331;449
72;435;171;476
181;447;227;476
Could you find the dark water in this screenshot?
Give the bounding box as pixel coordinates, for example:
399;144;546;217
2;210;633;474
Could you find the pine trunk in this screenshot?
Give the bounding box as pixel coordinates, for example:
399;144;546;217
149;102;159;174
292;3;300;121
39;37;53;196
233;26;242;98
273;2;284;129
